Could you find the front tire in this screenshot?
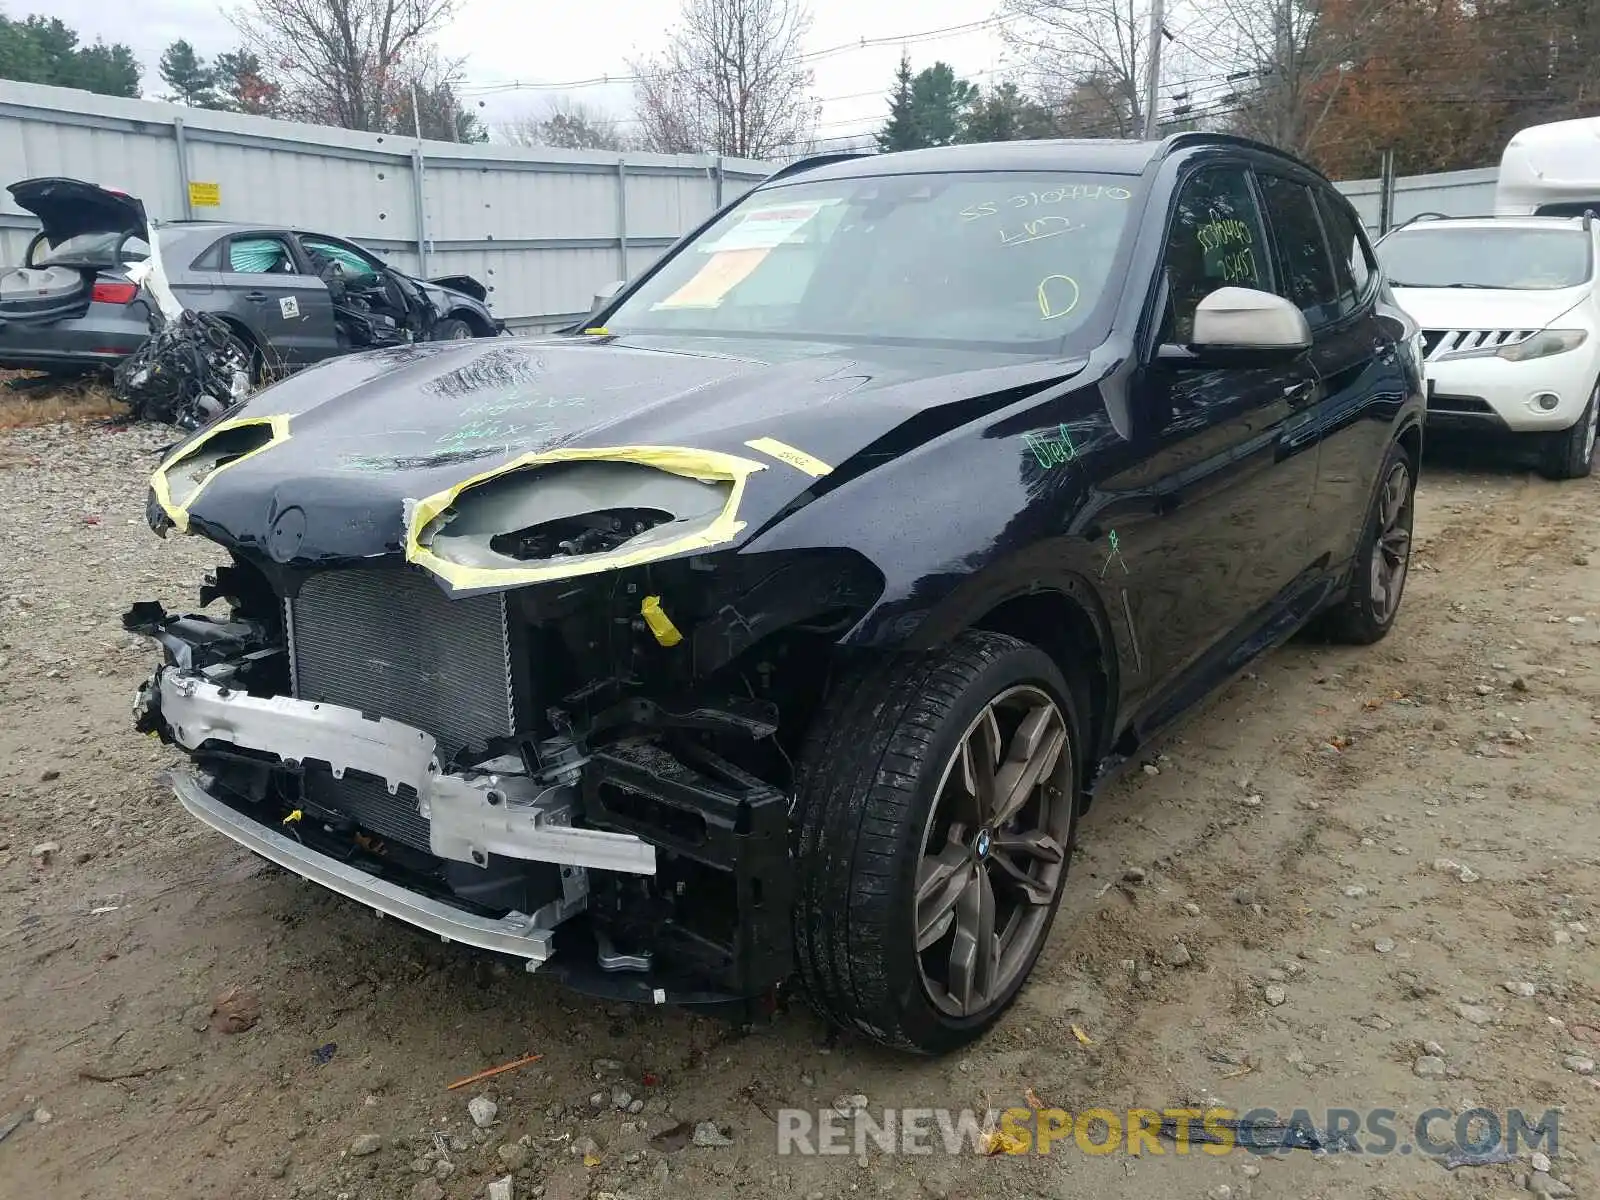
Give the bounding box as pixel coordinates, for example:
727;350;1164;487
1538;382;1598;480
1322;442;1416;645
791;631;1082;1054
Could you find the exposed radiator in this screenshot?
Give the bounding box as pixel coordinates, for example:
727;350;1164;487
286;568;516;852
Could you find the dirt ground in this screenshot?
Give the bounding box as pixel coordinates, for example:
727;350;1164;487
1;416;1597;1200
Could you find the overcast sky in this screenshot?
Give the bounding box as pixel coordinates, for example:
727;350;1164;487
43;0;1014;150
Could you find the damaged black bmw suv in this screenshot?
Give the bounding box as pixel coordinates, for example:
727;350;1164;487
127;133;1424;1053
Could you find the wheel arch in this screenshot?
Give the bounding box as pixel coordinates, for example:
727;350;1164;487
448;307;496;337
211;312;260;352
966;587;1118;806
208;313;278;382
1396;416;1423;474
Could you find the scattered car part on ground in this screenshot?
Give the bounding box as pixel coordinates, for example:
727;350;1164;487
0;176;503;395
125;133;1425;1054
112;309;252;428
108;215;251;428
1378;214;1600;479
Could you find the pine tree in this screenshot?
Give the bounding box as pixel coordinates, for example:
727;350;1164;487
908;63;978;147
0;15;140;97
213;49;281;115
876;53;919;152
159;40;217;107
961;83;1057;144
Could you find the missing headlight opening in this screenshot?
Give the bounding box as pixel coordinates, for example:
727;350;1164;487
422;462;729;566
413;455;745;578
151;415;290;532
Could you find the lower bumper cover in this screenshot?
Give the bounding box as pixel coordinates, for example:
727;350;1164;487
169;767;565;964
1425;354;1597;432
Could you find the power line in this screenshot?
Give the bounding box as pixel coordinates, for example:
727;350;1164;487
459;16;1012;96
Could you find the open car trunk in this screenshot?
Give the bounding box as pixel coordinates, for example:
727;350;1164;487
0;178;149;326
0;265;94;322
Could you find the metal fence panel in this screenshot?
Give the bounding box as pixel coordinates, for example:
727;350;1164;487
0;79;768;330
1335;167;1499;234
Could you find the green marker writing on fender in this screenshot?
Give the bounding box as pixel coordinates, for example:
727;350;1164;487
1026;424;1079;470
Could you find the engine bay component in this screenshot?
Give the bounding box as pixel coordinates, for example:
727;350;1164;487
113;308;252;429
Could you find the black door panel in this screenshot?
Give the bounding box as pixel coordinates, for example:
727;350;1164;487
1304;187;1411;566
1109;164;1322;712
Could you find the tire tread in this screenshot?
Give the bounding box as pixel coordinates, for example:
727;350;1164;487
790;630;1045;1052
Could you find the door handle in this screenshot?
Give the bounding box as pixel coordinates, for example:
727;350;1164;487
244;290;269;302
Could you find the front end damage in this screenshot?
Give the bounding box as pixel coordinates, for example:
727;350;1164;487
126;531;882;1003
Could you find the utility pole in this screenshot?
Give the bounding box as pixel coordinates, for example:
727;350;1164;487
1143;0;1165;139
411;80;424;142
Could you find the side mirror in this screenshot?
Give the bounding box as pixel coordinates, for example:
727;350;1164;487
1159;287;1312;365
591;280;625;313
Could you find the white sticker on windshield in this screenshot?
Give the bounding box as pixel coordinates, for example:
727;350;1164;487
279;295;300;319
700;199;838;254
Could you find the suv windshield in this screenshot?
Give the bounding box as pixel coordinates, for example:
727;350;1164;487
603;171;1139;350
1379;226;1592;290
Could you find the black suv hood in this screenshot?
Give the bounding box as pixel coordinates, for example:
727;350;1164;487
149;333;1087;588
8;177;148;245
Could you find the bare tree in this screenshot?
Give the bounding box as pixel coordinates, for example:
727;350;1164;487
1202;0;1387;155
498;98;631;151
630;0;818;158
230;0;458;132
1000;0;1152;137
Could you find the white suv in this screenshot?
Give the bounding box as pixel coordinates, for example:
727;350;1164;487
1376;214;1600;479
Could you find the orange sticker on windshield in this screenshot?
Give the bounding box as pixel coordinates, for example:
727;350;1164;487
654;248;770;310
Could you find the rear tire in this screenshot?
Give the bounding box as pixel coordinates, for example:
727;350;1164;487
1538;382;1598;480
1322;441;1416;645
431;316;474;341
790;631;1082;1054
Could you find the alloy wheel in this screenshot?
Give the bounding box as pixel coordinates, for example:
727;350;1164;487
914;685;1074;1018
1369;460;1413;625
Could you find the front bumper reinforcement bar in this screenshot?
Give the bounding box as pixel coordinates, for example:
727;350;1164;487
143;668;656;876
168;768;566;965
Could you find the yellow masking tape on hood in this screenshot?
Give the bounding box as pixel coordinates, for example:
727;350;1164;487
405;445;769;591
149;413;292;534
744;436;833;478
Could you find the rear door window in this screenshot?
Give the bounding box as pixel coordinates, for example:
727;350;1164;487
1315;189;1375;316
227;236;298;275
1257;174;1342;327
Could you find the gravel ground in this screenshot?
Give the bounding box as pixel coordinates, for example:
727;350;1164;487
1;419;1598;1200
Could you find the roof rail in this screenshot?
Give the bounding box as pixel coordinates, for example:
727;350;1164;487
1392;211;1452;231
1157;131;1333;181
1391;211;1572;231
760;151;870;185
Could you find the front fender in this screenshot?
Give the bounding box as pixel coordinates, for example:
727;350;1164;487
738;378;1125;654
